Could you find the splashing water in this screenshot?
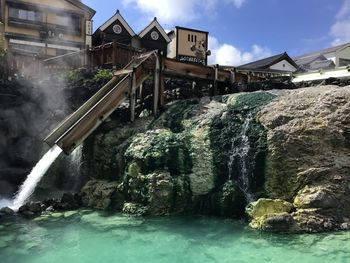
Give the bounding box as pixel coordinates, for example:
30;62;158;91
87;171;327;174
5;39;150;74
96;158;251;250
11;145;63;211
65;145;83;192
228;114;255;203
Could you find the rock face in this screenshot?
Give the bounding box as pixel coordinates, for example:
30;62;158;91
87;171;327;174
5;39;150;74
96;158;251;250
256;86;350;232
80;180;124;210
81;85;350;233
121;99;226;215
82;94;275;216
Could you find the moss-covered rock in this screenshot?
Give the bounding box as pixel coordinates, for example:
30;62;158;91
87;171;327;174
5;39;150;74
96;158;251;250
246;198;294;231
121;98;229;215
124;129;192;176
246;198;294;218
83;93;275;217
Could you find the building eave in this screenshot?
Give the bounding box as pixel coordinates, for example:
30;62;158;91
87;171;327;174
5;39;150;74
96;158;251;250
65;0;96;18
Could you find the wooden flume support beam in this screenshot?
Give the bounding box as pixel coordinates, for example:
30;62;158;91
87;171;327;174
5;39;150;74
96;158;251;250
159;54;165;107
129;67;137;122
213;64;219;96
153;52;160;115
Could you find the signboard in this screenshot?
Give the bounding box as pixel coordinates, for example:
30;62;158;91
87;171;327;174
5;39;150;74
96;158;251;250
86;20;92;36
178;55;206;66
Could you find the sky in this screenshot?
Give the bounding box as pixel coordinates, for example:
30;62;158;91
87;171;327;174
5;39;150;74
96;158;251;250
83;0;350;66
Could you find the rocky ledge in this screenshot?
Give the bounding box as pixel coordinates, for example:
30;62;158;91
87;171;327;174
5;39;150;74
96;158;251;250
79;85;350;233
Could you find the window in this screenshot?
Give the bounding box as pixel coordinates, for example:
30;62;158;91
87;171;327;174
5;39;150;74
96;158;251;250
187;34;197;43
10;43;44;54
55;14;81;34
9;7;41;22
56;15;70;26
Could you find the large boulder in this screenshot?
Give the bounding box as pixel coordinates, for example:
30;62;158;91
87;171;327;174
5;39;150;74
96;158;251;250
80;180;124;210
122;99;226;214
246;198;294;231
257;86;350;232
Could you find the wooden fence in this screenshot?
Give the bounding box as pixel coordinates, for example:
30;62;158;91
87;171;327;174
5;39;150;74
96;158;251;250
0;51;42;79
43;41;143;73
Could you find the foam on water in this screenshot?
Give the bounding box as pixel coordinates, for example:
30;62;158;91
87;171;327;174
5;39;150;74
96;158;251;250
11;145;63;211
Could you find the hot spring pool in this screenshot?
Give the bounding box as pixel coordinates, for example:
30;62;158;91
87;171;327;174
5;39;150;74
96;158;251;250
0;210;349;263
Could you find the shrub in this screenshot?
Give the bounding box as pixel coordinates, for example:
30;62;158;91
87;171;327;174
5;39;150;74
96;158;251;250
93;69;113;82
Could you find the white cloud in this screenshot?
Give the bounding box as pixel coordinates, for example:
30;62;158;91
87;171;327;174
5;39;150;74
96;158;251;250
225;0;247;8
122;0;247;24
330;0;350;46
208;36;272;66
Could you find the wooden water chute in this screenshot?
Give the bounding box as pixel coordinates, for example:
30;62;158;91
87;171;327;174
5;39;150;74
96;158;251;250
45;50;159;154
45;50;233;155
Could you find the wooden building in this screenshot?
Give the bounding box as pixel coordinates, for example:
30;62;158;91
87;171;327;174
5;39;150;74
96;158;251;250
167;26;209;66
0;0;95;58
238;52;298;73
92;9;136;46
93;11;170;55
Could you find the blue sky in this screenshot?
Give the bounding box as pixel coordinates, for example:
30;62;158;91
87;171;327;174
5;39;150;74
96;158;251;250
83;0;350;65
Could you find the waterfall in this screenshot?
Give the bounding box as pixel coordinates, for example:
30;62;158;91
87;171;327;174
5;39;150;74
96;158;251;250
11;145;63;211
228;114;255;203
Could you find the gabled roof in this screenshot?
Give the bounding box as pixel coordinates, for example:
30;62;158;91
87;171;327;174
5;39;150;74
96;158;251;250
309;59;335;70
294;42;350;60
138;18;171;42
66;0;96;17
238;52;298;70
294;54;327;66
99;10;136;36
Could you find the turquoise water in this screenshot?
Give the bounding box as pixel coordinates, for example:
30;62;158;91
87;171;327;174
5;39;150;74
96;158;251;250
0;210;349;263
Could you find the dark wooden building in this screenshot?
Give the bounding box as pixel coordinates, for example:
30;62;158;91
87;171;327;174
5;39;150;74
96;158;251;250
137;17;170;55
92;9;136;46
